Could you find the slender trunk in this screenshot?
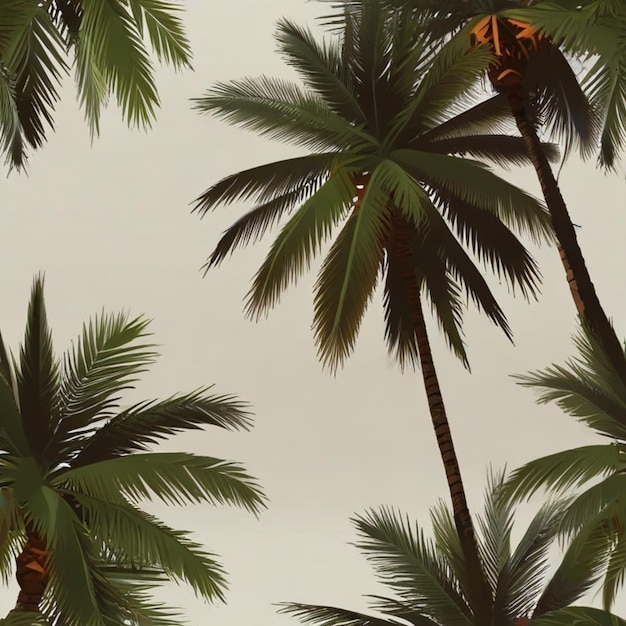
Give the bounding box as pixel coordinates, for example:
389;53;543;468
15;533;49;612
393;217;492;623
505;87;626;381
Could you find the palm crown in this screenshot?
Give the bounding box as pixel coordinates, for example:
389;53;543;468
0;0;192;170
0;276;266;625
279;470;625;626
194;2;554;371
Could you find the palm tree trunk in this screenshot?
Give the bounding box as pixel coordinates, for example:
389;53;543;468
15;533;49;612
504;87;626;381
393;219;492;623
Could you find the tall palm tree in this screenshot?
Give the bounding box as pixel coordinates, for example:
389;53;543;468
278;469;624;626
192;2;554;617
324;0;626;384
0;276;266;624
0;0;192;170
502;325;626;611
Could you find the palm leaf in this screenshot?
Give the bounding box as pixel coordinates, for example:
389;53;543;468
391;149;553;245
428;134;559;169
24;485;121;626
1;3;66;159
312;164;391;371
381;243;420;369
56;452;266;514
69;491;228;603
78;0;159;131
501;500;565;620
352;507;472;625
277;603;404;626
244;168;357;319
126;0;192;70
15;275;59;464
502;444;624;503
52;313;156;458
192;76;375;152
275;19;365;122
74;388;252;465
533;521;612;615
193;152;345;216
529;606;626;626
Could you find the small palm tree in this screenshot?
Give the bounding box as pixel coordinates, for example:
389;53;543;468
503;325;626;610
326;0;626;389
278;470;625;626
0;276;266;624
192;1;553;616
0;0;192;170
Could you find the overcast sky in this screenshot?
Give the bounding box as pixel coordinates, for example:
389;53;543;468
1;1;625;623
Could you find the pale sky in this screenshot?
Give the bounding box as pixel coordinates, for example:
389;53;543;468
1;1;625;623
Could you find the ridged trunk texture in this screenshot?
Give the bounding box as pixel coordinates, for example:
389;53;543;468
505;87;626;381
15;533;49;613
392;214;492;623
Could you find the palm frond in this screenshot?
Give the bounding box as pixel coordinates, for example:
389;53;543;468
276;603;403;626
244;168;357;320
24;485;120;625
312;164;391;371
16;275;59;464
529;606;626;626
352;507;472;625
69;491;228;603
514;324;626;439
193;152;344;216
603;526;626;610
74;388;252;465
192;76;375;152
126;0;192;71
56;452;266;514
275;19;365;122
428;134;559;169
421;94;515;141
500;499;565;620
1;3;66;160
434;191;542;301
381;244;420;370
391;149;553;245
52;313;156;458
533;521;613;615
77;0;159;131
501;444;624;503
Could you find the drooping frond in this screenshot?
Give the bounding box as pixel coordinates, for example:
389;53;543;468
391;149;553;245
70;491;229;603
312;164;391;371
244;168;356;320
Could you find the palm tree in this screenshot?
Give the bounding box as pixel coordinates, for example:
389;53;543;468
0;276;266;624
502;325;626;611
0;0;192;170
278;469;624;626
192;2;554;617
323;0;626;385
